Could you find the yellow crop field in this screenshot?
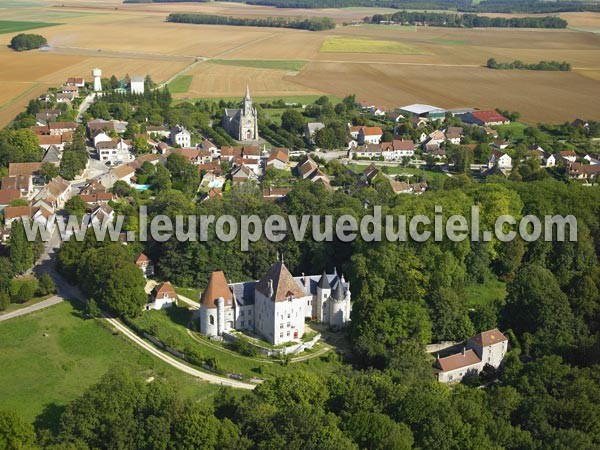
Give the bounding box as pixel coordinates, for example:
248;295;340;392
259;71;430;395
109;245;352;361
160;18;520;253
320;36;427;55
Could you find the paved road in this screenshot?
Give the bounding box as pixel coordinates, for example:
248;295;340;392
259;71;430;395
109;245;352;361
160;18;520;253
104;316;257;390
0;296;63;322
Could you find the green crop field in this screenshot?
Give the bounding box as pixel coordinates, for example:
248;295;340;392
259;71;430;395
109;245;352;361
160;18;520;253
0;301;219;423
0;20;60;34
320;37;426;55
430;38;467;46
209;59;306;71
168;75;193;94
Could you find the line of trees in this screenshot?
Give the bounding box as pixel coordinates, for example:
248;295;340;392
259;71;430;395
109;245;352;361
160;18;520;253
368;11;568;28
487;58;572;71
9;33;47;51
166;13;336;31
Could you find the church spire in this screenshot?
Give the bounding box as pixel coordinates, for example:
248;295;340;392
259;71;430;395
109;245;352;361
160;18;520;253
245;83;251;101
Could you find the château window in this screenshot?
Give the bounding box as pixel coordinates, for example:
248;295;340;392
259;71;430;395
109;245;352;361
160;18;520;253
209;315;214;325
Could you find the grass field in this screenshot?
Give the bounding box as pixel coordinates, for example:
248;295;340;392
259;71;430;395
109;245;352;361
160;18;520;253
0;301;220;423
465;278;507;308
0;20;59;34
347;164;448;184
210;59;306;71
320;37;425;55
168;74;193;94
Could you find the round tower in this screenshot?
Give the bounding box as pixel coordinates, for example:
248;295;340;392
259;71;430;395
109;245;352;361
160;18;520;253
92;68;102;92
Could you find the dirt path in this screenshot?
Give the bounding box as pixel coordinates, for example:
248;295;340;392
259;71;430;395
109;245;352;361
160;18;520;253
104;316;257;390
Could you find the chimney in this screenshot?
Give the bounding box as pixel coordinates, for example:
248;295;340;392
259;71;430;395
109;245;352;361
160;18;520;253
268;279;274;298
462;347;466;356
302;272;307;287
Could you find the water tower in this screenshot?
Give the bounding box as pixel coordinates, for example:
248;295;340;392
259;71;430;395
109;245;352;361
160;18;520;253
92;68;102;92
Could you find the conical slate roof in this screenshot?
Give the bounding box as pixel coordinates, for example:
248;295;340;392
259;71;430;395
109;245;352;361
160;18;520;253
255;261;305;302
333;281;345;301
317;269;331;289
201;271;233;308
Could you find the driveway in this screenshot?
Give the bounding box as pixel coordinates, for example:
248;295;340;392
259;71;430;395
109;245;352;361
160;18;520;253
0;296;63;322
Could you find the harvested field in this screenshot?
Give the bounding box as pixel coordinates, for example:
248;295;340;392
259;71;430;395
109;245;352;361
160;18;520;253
320;36;427;54
290;61;600;123
0;82;39;107
178;62;322;100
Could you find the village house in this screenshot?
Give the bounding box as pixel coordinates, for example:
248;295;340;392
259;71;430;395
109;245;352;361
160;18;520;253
42;145;62;166
200;139;219;156
35;109;61;125
266;148;289;170
90;204;114;227
584;154;600;165
3;206;33;229
434;329;508;383
567;162;600;180
305;122;325;143
8;163;43;185
231;164;258;184
170;125;191;148
358;126;383;145
99;164;135;188
2;174;33;198
0;190;21;213
445;126;463;145
34;176;71;209
147;282;178;310
97;139;134;165
488;149;512;170
49;121;77;136
66;77;85;87
146;125;170;139
38;135;66;152
170;148;212;165
135;253;155;278
263;187;291;202
557;150;577;163
199;261;351;346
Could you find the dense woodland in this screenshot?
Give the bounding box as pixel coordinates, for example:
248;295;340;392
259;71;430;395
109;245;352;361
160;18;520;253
368;11;568;28
166;13;336;31
486;58;572;71
146;0;600;14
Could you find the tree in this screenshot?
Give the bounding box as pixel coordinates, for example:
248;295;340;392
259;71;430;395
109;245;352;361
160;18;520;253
10;33;47;51
132;135;150;155
0;410;36;449
15;282;36;304
0;292;10;311
346;412;413;450
9;220;34;274
40;162;59;182
504;264;576;355
281;109;305;135
64;196;87;220
315;127;337;149
0;257;14;294
37;273;56;296
86;298;101;318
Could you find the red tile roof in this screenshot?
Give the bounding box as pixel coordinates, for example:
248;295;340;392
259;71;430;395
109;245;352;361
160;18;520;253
201;271;232;308
435;349;481;372
0;189;21;205
470;110;509;124
468;328;508;347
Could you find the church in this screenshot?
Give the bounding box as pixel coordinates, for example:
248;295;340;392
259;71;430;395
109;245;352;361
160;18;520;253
222;85;259;141
199;261;352;346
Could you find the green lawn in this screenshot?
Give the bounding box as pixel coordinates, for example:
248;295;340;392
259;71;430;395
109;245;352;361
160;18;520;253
174;286;202;302
0;301;219;423
347;164;448;184
209;59;306;71
130;307;343;380
168;75;193;94
493;122;528;139
465;278;507;308
0;20;60;34
321;37;426;55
